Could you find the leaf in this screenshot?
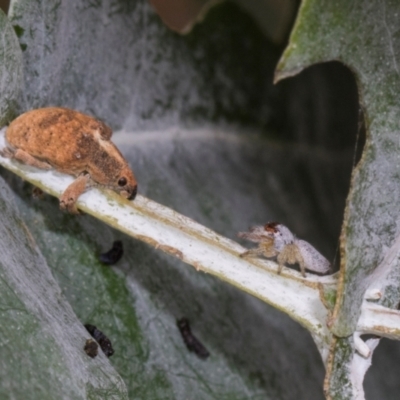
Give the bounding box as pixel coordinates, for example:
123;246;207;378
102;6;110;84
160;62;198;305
148;0;297;45
5;0;399;398
277;0;400;332
1;0;340;398
0;8;22;125
8;0;278;131
276;0;400;397
0;175;128;399
2;125;337;399
0;7;131;400
148;0;215;34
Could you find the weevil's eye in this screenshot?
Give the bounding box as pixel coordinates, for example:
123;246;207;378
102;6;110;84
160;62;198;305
118;177;127;187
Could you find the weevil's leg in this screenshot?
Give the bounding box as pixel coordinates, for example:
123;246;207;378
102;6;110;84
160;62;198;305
59;173;90;214
0;147;15;158
14;149;52;169
1;147;52;170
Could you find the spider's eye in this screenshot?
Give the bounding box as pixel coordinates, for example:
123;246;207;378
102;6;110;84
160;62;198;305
118;177;127;187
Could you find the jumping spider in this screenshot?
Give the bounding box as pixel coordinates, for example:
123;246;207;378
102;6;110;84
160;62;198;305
238;222;331;277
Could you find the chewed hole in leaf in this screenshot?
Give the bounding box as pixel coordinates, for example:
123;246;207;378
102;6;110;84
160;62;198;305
272;61;364;273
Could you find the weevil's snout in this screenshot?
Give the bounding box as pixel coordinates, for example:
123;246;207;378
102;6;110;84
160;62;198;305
119;183;137;200
116;168;138;200
127;184;137;200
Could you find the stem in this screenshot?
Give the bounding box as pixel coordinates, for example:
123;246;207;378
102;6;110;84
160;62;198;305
0;128;336;359
357;302;400;340
3;126;400;373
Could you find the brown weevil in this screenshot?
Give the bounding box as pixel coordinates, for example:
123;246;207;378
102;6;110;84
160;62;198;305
0;107;138;213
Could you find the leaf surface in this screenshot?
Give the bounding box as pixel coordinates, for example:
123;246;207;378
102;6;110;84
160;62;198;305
0;0;384;398
276;0;400;398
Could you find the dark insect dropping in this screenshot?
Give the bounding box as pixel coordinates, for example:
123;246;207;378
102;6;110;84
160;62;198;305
85;324;114;357
84;338;98;358
177;318;210;359
32;187;44;199
99;240;123;265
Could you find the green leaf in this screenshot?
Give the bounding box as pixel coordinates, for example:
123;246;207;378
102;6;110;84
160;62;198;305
0;175;128;399
5;0;399;398
277;0;400;334
3;125;339;398
8;0;278;130
0;6;129;399
276;0;400;397
1;0;335;398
